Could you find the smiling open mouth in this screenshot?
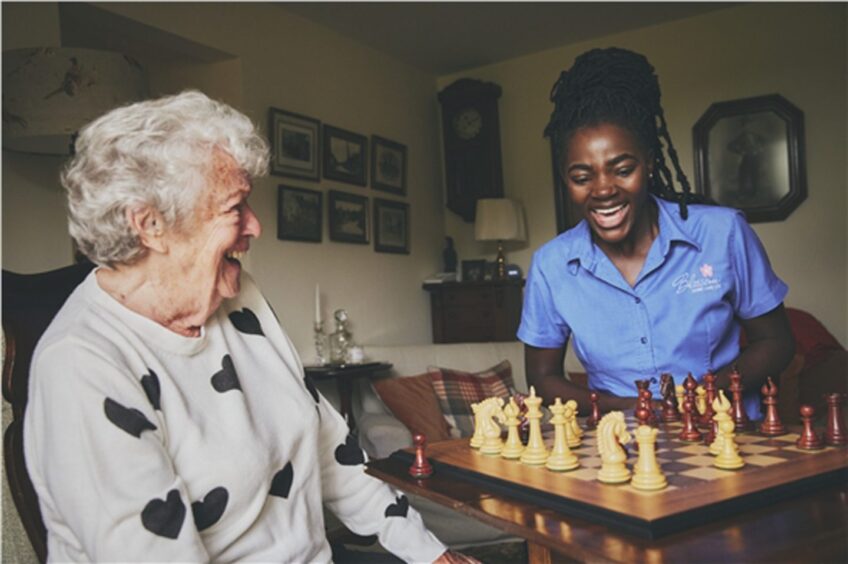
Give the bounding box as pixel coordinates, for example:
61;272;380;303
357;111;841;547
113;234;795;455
225;250;246;263
591;203;628;228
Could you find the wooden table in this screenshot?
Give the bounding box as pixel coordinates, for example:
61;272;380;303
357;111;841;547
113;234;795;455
367;452;848;563
304;362;392;432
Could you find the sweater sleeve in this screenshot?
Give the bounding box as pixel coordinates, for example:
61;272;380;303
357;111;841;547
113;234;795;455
24;339;210;562
315;392;446;563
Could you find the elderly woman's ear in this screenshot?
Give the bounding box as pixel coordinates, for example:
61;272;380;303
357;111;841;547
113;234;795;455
127;206;167;253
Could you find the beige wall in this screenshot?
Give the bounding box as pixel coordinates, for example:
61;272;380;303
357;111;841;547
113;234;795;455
440;2;848;345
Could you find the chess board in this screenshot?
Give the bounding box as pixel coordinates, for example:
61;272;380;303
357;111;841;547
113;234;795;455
389;416;848;539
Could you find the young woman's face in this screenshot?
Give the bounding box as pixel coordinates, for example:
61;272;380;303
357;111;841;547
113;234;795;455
562;123;653;247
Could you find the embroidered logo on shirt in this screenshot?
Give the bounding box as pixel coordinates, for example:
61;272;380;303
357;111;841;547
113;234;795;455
672;264;721;295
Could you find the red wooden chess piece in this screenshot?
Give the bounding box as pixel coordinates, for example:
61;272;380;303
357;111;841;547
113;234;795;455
586;391;601;428
824;393;847;447
683;373;699;422
639;388;658;426
729;367;753;432
409;433;434;478
796;405;824;450
636;391;652;426
660;373;680;423
759;377;787;436
679;398;703;442
700;372;717;428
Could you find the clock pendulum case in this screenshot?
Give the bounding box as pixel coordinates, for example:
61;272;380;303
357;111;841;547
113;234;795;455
437;78;505;222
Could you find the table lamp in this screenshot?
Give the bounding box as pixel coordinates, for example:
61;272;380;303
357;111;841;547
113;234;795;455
474;198;527;279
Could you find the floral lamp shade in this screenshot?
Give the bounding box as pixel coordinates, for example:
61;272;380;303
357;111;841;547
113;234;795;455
3;47;148;155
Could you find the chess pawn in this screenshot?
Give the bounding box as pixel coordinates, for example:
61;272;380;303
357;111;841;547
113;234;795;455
796;404;824;450
695;386;707;416
586;391;601;428
679;398;703;442
824;393;847;447
566;399;584;441
631;425;667;491
469;402;484;449
701;372;718;428
759;377;787;436
596;412;632;484
710;390;732;455
675;384;686;414
408;433;434;478
520;387;549;465
713;413;745;470
546;398;579;472
729;367;753;432
501;398;525;460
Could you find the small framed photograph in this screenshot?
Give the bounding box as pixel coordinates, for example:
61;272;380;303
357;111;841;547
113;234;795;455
693;94;807;223
373;198;410;254
329;190;369;244
323;125;367;186
268;107;320;181
277;185;322;242
371;135;407;195
461;259;486;282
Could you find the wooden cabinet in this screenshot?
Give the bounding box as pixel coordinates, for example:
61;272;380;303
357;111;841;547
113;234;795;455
423;280;523;343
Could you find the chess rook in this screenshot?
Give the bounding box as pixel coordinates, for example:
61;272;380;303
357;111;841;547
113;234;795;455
824;393;847;447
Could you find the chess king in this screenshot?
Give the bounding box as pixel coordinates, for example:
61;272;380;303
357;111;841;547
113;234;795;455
518;47;794;420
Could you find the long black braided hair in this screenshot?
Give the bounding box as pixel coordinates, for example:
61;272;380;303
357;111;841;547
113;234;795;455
545;47;704;219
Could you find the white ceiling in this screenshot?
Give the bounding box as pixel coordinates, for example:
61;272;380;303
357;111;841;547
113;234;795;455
280;2;740;75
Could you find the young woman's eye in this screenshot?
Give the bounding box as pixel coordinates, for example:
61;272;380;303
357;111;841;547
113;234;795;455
570;176;589;185
616;167;634;177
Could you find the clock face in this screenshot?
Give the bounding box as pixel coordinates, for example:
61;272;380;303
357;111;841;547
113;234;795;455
452;108;482;140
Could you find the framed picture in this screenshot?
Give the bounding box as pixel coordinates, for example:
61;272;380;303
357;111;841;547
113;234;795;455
323;125;367;186
268;107;320;181
371;135;407;195
277;185;322;242
328;190;368;244
373;198;409;254
461;259;486;282
693;94;807;223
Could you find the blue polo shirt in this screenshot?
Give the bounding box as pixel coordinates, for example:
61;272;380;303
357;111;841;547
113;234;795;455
518;196;788;419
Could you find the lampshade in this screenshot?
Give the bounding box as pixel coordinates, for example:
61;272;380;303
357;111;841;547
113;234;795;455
474;198;527;242
3;47;148;155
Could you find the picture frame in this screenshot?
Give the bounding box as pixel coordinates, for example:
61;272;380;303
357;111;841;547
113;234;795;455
277;185;322;242
323;125;368;186
373;198;410;254
328;190;369;244
693;94;807;223
461;259;486;282
371;135;407;195
268;107;320;181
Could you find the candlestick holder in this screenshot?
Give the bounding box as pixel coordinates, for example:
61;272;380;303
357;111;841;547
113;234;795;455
314;321;329;365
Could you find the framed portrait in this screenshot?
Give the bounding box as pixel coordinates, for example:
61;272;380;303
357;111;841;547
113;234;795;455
277;185;322;242
461;259;486;283
371;135;407;195
373;198;409;254
323;125;368;186
693;94;807;223
328;190;369;244
268;107;320;181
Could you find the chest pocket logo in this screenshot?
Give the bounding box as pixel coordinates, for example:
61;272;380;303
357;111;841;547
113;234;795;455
672;263;722;295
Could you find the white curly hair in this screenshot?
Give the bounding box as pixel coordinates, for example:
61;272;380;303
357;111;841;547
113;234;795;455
62;90;269;266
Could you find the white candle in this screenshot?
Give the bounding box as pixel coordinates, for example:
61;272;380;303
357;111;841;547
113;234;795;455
314;284;321;325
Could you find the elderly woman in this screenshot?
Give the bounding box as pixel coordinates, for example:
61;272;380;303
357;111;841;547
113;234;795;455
24;91;467;563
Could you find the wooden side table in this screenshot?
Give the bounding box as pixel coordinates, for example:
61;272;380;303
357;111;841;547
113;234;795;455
304;362;392;433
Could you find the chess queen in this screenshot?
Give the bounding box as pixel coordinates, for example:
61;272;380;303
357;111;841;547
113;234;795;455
518;48;795;422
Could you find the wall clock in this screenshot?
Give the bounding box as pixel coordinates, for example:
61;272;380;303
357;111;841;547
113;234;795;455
438;78;504;222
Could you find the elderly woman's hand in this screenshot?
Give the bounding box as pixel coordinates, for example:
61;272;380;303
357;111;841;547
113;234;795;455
433;549;482;564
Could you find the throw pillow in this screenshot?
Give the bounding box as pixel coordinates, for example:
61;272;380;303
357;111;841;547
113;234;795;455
429;360;515;438
372;373;453;442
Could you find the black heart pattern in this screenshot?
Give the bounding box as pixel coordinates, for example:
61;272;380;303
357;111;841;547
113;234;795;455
269;462;294;498
334;434;365;466
304;374;319;403
141;489;186;539
141;369;161;410
228;308;264;336
211;355;242;393
384;495;409;518
191;486;229;532
104;398;156;438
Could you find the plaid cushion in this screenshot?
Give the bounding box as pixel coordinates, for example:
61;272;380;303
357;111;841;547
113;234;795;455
429;360;515;438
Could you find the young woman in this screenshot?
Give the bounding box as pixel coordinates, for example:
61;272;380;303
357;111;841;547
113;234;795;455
518;48;794;419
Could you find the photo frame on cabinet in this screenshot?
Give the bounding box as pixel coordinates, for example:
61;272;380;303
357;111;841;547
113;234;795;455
329;190;369;244
461;259;486;282
323;125;368;186
371;135;407;195
277;185;322;242
373;198;409;254
268;107;321;181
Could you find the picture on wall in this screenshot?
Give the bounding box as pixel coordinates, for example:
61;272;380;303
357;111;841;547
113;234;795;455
329;190;369;244
277;185;322;242
373;198;409;254
268;107;320;181
323;125;368;186
371;135;407;195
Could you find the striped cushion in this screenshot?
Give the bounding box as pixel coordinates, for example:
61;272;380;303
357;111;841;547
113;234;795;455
429;360;515;438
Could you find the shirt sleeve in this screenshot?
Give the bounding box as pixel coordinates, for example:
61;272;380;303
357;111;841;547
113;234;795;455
315;392;446;563
728;212;789;319
24;339;210;562
517;251;571;348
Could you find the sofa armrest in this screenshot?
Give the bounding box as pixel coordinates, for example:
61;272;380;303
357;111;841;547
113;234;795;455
358;412;413;460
